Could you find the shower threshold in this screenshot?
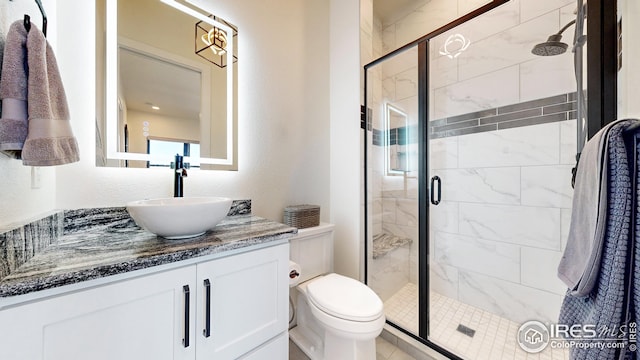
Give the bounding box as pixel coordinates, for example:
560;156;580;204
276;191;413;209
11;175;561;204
383;284;569;360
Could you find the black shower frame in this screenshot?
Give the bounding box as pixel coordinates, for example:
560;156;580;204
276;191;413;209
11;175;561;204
362;0;617;358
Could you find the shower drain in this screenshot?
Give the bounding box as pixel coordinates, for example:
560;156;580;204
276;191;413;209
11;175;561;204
456;324;476;338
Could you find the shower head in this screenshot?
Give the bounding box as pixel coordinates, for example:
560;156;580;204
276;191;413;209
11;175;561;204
531;18;576;57
531;34;569;56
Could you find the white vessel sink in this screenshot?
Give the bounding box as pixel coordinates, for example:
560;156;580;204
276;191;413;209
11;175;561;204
126;197;233;239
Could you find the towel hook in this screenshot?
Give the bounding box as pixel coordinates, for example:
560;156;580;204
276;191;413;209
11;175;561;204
23;0;47;37
35;0;47;36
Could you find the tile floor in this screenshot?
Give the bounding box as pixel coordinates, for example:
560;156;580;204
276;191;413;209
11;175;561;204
288;339;310;360
384;283;569;360
384;282;419;332
289;337;419;360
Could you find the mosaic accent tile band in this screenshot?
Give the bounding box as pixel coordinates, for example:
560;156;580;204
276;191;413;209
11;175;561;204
372;92;578;144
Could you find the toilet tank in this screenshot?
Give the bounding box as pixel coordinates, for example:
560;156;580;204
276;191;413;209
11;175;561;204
289;223;335;283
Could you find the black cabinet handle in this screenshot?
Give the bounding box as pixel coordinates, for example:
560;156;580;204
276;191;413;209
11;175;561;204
182;285;190;348
430;175;441;205
203;279;211;338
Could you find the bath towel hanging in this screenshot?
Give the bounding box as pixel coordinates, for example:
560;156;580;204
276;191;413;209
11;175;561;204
558;119;640;360
21;23;79;166
625;127;640;360
0;21;29;159
558;119;616;296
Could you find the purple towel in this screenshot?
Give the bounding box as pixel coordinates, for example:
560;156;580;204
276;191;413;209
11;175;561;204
0;21;29;159
21;24;79;166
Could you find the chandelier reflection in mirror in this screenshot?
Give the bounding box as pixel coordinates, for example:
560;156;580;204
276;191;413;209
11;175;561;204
438;33;471;59
195;15;238;68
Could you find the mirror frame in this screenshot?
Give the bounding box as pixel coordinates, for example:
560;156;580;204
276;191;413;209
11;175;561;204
104;0;236;167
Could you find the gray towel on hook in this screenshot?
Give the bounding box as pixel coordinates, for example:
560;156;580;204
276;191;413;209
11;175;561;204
21;23;79;166
558;119;629;296
558;119;636;360
0;21;28;159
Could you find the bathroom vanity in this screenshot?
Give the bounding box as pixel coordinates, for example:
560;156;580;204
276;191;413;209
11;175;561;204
0;206;295;360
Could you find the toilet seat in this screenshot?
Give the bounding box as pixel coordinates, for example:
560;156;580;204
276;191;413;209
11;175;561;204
306;273;383;322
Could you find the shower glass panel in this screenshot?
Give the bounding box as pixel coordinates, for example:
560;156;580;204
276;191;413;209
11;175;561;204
427;1;580;358
365;46;420;337
365;0;584;358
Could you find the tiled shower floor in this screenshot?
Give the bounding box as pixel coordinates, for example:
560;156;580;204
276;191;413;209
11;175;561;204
384;283;569;360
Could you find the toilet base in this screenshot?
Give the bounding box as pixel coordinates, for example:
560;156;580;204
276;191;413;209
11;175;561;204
289;326;377;360
290;326;323;360
324;331;376;360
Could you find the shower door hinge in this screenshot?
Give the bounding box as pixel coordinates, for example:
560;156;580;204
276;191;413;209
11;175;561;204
361;105;372;131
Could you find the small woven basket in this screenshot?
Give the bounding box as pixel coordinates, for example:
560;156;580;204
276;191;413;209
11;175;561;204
283;205;320;229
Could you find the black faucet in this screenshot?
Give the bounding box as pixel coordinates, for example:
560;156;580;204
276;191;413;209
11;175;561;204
173;154;188;197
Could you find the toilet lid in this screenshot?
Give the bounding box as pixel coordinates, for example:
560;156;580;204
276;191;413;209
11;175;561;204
306;273;383;322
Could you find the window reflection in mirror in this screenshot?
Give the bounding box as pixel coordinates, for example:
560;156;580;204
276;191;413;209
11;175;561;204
95;0;238;170
147;139;201;168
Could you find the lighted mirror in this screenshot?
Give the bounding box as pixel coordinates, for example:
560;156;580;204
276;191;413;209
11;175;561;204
95;0;238;170
385;103;411;175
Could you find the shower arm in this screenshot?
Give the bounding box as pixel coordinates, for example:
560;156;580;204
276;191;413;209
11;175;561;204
557;19;577;36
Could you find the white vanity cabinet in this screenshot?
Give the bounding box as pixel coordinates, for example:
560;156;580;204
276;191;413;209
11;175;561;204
0;265;197;360
0;243;289;360
195;244;289;359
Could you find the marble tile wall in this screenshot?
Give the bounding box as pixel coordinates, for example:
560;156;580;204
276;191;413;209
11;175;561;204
365;0;577;324
369;243;411;301
430;2;580;120
381;0;492;55
429;119;574;324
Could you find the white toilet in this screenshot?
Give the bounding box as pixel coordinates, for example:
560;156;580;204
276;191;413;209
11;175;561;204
289;223;385;360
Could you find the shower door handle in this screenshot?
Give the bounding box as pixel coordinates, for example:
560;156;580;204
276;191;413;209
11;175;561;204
430;175;441;205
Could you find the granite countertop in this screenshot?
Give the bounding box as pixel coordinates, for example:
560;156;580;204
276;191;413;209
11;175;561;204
0;207;296;299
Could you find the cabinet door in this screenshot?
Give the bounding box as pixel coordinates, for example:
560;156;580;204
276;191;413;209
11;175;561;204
195;244;289;359
0;266;197;360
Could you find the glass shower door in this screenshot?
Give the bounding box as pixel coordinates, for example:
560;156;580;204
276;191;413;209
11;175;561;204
365;45;421;337
426;1;579;358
